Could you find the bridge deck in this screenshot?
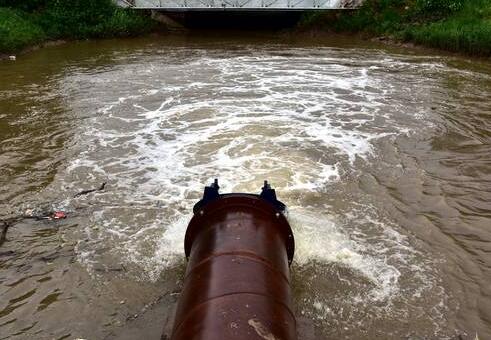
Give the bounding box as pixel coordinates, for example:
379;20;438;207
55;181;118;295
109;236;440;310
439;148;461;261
125;0;353;10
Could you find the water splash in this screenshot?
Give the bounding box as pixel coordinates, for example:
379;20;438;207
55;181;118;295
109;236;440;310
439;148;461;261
53;46;449;335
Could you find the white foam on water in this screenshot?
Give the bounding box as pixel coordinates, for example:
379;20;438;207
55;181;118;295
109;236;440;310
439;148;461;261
288;208;405;301
142;213;191;281
55;47;446;326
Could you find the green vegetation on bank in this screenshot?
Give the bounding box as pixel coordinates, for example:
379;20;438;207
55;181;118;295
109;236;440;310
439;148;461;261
0;0;155;53
0;8;45;52
300;0;491;56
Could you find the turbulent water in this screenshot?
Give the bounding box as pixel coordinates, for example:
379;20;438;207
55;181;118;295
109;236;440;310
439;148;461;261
0;33;490;340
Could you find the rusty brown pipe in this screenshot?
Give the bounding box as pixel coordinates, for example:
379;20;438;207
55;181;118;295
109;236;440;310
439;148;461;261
170;181;296;340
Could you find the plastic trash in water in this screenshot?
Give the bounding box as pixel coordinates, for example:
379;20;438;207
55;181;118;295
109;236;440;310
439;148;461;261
52;211;67;219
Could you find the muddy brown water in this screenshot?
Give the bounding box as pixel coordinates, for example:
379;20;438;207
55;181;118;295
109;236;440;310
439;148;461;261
0;32;490;340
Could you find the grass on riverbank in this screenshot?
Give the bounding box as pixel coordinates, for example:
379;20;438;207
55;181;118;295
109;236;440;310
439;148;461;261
405;0;491;55
0;0;155;54
300;0;491;56
0;8;45;52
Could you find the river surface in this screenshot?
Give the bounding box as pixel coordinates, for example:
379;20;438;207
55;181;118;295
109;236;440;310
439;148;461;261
0;32;490;340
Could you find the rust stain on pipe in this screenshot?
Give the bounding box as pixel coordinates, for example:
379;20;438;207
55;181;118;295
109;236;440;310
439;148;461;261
170;181;296;340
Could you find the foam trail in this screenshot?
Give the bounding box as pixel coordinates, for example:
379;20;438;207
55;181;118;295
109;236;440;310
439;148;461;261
55;47;446;330
288;209;402;300
145;213;191;281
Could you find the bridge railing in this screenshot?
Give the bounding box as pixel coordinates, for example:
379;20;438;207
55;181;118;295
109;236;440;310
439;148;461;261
116;0;136;7
131;0;347;9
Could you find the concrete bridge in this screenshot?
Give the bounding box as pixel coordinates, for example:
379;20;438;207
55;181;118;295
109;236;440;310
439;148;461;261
118;0;360;10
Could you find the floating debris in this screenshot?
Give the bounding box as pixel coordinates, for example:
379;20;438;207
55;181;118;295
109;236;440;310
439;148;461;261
74;182;106;198
52;211;67;219
0;222;10;247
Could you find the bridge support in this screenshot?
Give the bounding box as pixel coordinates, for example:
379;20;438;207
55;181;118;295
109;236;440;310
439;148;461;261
151;10;187;30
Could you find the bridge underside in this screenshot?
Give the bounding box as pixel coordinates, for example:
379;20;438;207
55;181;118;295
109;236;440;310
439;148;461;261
154;9;305;28
129;0;356;10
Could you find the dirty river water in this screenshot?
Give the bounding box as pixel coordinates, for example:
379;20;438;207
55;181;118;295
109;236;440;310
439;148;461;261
0;33;490;340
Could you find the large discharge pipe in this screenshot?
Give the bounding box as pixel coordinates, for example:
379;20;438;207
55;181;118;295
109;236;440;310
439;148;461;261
170;180;296;340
